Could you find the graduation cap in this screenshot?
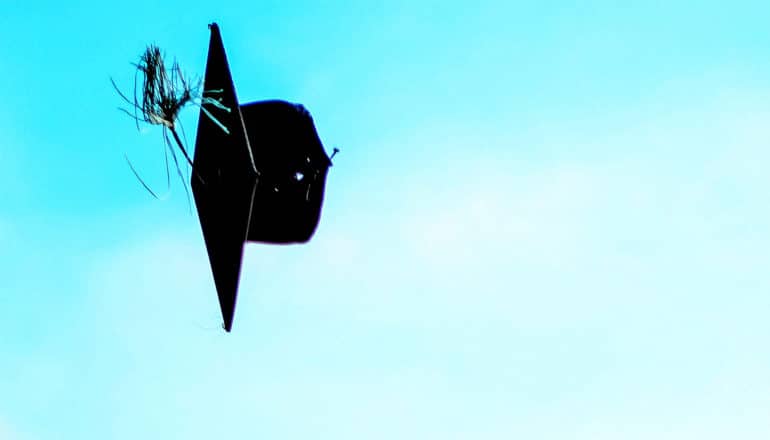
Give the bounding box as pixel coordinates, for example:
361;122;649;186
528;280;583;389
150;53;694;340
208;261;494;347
192;23;333;332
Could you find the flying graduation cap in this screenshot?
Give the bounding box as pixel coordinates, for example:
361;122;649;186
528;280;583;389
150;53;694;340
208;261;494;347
192;23;333;332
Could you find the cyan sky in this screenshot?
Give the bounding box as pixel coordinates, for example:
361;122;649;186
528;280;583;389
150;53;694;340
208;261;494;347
2;1;770;438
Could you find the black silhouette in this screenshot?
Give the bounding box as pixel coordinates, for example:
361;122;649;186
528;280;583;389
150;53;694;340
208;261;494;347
192;23;333;332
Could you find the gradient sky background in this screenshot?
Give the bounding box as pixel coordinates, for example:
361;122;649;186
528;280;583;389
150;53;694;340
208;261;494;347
3;1;770;438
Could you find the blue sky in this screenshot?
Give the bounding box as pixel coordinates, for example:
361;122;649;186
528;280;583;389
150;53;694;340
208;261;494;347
2;1;770;438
